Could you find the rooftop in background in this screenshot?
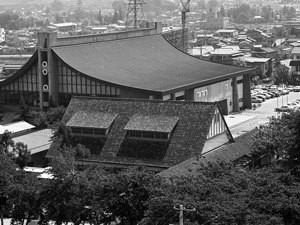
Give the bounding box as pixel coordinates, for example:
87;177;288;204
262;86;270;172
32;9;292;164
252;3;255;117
0;121;35;136
234;56;271;63
291;47;300;54
12;129;53;155
210;48;241;55
216;29;237;33
50;23;77;28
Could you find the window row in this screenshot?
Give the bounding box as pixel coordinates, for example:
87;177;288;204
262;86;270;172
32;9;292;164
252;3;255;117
1;64;39;92
0;90;39;106
71;127;107;136
127;130;169;140
196;89;208;98
57;60;120;96
58;83;120;96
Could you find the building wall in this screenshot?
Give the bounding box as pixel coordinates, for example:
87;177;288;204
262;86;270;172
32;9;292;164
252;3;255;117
194;79;233;112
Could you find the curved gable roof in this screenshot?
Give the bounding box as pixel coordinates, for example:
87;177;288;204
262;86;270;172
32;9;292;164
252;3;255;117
52;35;253;92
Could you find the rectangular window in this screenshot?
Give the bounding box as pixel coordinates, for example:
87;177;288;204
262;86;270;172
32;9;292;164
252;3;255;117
86;82;91;94
106;86;111;95
96;85;100;95
116;88;120;96
82;128;93;134
142;132;155;138
101;85;106;95
71;127;82;133
94;128;106;135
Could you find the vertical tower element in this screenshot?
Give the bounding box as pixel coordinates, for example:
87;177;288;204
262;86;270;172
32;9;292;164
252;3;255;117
180;0;190;52
37;32;58;110
126;0;146;29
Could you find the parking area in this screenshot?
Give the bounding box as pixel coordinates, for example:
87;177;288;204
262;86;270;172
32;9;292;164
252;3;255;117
225;91;300;138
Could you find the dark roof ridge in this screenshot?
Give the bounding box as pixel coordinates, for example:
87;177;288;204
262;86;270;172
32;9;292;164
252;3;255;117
72;96;218;106
53;33;162;48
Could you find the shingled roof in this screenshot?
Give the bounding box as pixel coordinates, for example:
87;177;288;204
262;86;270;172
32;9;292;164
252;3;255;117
124;114;179;133
66;111;118;129
49;96;223;168
158;129;256;179
52;34;254;92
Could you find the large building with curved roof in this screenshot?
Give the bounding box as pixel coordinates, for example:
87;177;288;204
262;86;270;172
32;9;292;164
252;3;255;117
0;22;254;114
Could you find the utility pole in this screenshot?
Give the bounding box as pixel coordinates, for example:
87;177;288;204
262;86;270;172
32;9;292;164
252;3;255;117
174;204;196;225
126;0;146;29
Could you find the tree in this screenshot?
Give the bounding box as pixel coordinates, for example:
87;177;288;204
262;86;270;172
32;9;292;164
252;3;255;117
77;0;83;8
14;98;30;122
8;171;42;225
0;130;14;155
237;12;249;23
207;0;218;11
251;111;300;171
219;5;226;17
261;5;272;23
97;10;102;25
0;155;16;225
274;62;290;85
112;10;119;24
29;106;66;129
197;0;206;10
92;167;158;225
51;0;64;12
142;162;300;225
9;142;31;169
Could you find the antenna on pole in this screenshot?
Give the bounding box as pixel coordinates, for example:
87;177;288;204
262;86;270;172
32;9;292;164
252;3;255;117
126;0;146;29
180;0;190;52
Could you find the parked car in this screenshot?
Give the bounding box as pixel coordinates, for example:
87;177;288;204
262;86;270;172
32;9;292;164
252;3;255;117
256;85;265;89
287;103;298;110
258;92;272;99
269;91;280;97
278;88;289;95
251;96;263;103
266;92;276;98
269;85;277;91
286;86;294;91
255;95;266;101
275;106;291;112
294;86;300;92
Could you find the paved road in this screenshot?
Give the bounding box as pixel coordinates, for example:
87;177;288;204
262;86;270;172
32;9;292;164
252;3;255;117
226;92;300;138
